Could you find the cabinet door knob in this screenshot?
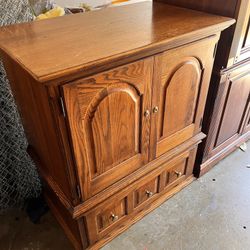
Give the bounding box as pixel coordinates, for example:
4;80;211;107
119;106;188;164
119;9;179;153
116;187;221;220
145;190;153;197
144;110;150;117
174;171;182;177
111;213;119;221
153;106;159;113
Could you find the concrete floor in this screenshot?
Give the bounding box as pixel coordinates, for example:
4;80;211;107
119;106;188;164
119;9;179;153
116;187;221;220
1;142;250;250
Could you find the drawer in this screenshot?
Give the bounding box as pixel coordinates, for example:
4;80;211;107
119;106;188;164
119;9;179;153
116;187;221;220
85;195;131;244
134;176;159;208
159;147;197;191
84;146;198;245
166;157;187;186
97;200;126;232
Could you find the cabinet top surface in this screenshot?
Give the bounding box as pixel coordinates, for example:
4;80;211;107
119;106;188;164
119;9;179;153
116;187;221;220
0;2;234;83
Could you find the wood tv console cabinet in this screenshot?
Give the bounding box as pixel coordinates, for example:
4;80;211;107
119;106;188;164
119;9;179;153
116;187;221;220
0;2;234;249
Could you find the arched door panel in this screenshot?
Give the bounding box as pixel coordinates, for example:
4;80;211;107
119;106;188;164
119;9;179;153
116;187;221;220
62;58;153;198
150;37;217;160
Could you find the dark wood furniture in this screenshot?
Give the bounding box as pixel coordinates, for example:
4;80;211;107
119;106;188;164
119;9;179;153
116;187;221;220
0;2;233;249
157;0;250;176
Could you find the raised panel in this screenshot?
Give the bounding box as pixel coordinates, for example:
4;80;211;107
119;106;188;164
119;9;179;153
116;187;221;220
215;74;250;147
134;177;159;208
82;84;140;177
97;199;126;232
150;36;217;160
62;58;153;198
160;59;201;139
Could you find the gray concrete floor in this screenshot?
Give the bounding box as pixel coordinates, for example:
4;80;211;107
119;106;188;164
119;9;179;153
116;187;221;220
1;142;250;250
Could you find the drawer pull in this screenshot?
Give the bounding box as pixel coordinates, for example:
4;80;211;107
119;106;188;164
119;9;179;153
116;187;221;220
144;110;150;117
110;213;119;221
174;171;182;177
153;106;159;113
145;190;153;197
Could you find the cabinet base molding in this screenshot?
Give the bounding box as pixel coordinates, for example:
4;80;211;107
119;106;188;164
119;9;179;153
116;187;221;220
200;132;250;176
44;173;195;250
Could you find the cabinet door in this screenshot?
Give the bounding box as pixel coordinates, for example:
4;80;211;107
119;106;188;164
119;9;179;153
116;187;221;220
213;72;250;149
62;58;153;198
150;36;218;159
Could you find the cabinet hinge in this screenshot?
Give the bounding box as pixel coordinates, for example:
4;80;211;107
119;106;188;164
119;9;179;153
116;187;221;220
60;97;66;117
200;117;203;128
76;185;82;199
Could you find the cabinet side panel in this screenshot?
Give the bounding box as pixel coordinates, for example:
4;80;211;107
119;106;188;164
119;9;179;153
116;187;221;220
2;54;74;203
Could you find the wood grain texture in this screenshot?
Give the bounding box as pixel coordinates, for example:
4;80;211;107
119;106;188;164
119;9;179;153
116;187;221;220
72;133;205;218
0;3;235;248
168;0;250;176
62;58;153;199
84;147;197;246
150;35;218;160
0;2;234;83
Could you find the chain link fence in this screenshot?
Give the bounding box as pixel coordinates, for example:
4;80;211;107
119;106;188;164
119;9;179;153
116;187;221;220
0;0;41;213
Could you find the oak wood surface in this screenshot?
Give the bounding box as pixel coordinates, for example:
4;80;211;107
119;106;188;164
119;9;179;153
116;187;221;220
62;58;153;199
150;35;218;160
84;147;197;245
72;133;205;218
0;2;233;83
0;2;236;249
162;0;250;176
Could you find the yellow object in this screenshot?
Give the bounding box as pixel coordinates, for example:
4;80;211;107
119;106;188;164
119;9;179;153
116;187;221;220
112;0;129;3
36;6;65;20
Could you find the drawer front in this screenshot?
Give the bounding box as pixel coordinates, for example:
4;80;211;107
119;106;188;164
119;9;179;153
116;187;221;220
97;199;126;232
84;146;198;245
159;148;197;191
134;177;159;208
85;196;131;244
166;157;187;186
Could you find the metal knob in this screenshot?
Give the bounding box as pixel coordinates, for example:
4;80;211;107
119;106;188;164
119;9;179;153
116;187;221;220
144;110;150;117
174;171;182;177
153;106;159;113
111;213;119;221
145;190;153;197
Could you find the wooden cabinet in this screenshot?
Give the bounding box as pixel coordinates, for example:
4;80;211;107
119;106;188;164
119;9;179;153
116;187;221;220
0;2;233;249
